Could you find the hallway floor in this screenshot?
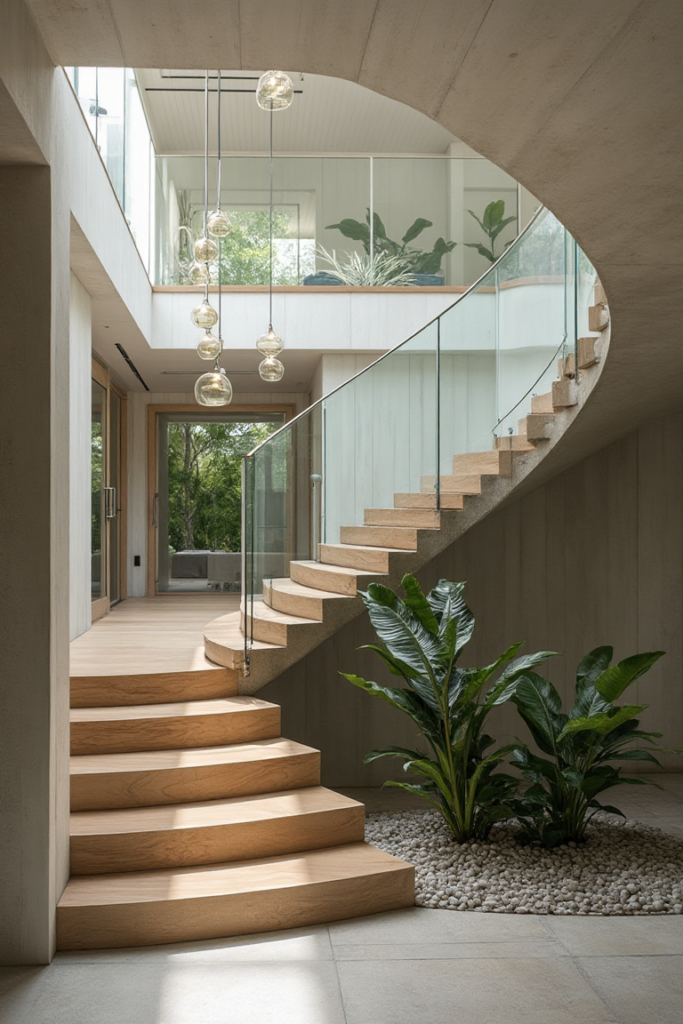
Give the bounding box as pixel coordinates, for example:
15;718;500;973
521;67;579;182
1;778;681;1024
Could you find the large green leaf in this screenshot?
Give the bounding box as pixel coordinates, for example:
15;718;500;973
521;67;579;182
325;218;370;243
557;705;646;742
360;584;444;686
371;210;389;242
489;216;517;242
511;673;567;755
400;574;439;634
464;241;495;263
402;217;432;244
595;651;665;702
486;649;557;706
363;746;426;764
359;643;422;681
483;200;505;230
576;646;613;692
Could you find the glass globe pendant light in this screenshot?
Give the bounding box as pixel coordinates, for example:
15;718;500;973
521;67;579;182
195;71;232;408
190;299;218;329
195;365;233;406
256;70;294;111
256;327;283;356
188;261;209;285
207;208;231;238
258;355;285;382
194;235;218;263
196;331;222;360
255;74;293;382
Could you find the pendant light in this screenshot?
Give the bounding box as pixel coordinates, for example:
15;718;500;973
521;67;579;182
255;71;292;383
195;70;232;406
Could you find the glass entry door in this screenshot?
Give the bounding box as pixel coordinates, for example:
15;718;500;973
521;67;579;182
91;361;125;620
151;411;284;594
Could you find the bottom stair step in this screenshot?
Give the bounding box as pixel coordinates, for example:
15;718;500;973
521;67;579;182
70;786;366;874
57;842;415;949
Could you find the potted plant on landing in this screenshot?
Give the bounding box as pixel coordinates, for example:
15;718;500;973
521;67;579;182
318;210;457;286
465;199;517;264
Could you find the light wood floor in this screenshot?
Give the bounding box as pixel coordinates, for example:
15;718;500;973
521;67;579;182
70;596;240;678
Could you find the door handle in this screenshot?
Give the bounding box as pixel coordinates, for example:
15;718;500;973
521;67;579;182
152;492;159;526
104;486;117;519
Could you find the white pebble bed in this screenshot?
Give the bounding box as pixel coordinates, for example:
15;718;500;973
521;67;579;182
365;810;683;915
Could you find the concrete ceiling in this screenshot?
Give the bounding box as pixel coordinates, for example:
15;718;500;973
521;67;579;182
136;70;459;155
25;0;683;458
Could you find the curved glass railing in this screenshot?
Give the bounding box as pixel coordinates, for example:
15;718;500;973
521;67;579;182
242;208;597;667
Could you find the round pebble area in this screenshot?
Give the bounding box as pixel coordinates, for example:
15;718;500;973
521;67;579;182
365;810;683;916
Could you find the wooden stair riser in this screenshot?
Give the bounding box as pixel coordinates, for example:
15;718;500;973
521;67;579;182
56;844;415;950
450;450;512;477
243;612;322;647
289;560;379;597
393;492;465;510
588;303;609;332
495;435;535;451
551;379;578;409
70;701;281;756
339;525;420;550
264;579;324;618
421;474;482;495
578;335;600;368
519;412;554;441
70;744;321;811
70;794;365;874
71;669;238;709
319;544;394;573
363;508;441;529
531;392;554;414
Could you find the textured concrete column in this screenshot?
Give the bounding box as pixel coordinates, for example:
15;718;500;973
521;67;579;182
0;166;70;964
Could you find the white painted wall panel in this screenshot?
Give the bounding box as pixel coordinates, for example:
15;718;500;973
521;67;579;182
68;273;92;640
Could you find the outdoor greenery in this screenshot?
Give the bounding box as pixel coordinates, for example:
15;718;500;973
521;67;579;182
465;199;517;264
167;420;276;552
507;646;667;847
173;202;313;285
341;576;555;842
326;210;457;276
343;576;671;847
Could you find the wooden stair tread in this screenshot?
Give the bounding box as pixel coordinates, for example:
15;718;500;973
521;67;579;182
364;507;441;528
291;560;382;579
267;578;348;601
323;543;408;557
205;612;282;651
393;492;464;509
70;696;277;724
244;599;322;626
70;786;363;837
71;737;316;775
58;842;411;907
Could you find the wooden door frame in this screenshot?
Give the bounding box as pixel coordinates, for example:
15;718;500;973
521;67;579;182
91;359;128;621
147;404;295;597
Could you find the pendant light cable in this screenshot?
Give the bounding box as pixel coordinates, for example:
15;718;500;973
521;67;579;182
217;69;223;362
203;69;210;304
269;98;274;330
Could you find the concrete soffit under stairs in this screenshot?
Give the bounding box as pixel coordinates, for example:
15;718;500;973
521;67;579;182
59;288;609;950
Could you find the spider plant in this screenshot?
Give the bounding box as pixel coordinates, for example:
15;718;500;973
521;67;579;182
315;245;417;286
508;646;667;847
340;575;555;842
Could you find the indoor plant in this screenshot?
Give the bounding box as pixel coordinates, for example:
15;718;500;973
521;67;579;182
507;645;667;847
340;575;555;842
465;199;517;264
325;210;456;283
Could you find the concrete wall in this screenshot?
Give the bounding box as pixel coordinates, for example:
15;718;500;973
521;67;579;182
262;409;683;784
69;273;92;640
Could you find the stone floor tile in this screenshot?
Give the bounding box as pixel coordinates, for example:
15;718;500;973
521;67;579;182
0;962;346;1024
577;954;683;1024
53;925;334;963
336;957;617;1024
328;906;550;945
333;938;568;959
547;916;683;956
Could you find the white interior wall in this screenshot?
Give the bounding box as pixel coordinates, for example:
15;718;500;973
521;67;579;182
69;272;92;640
126;389;309;597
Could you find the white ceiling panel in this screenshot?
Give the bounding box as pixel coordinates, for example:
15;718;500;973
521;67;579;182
136;70;459;155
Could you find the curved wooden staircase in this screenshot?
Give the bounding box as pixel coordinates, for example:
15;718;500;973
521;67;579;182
59;651;414;950
205;295;610;694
